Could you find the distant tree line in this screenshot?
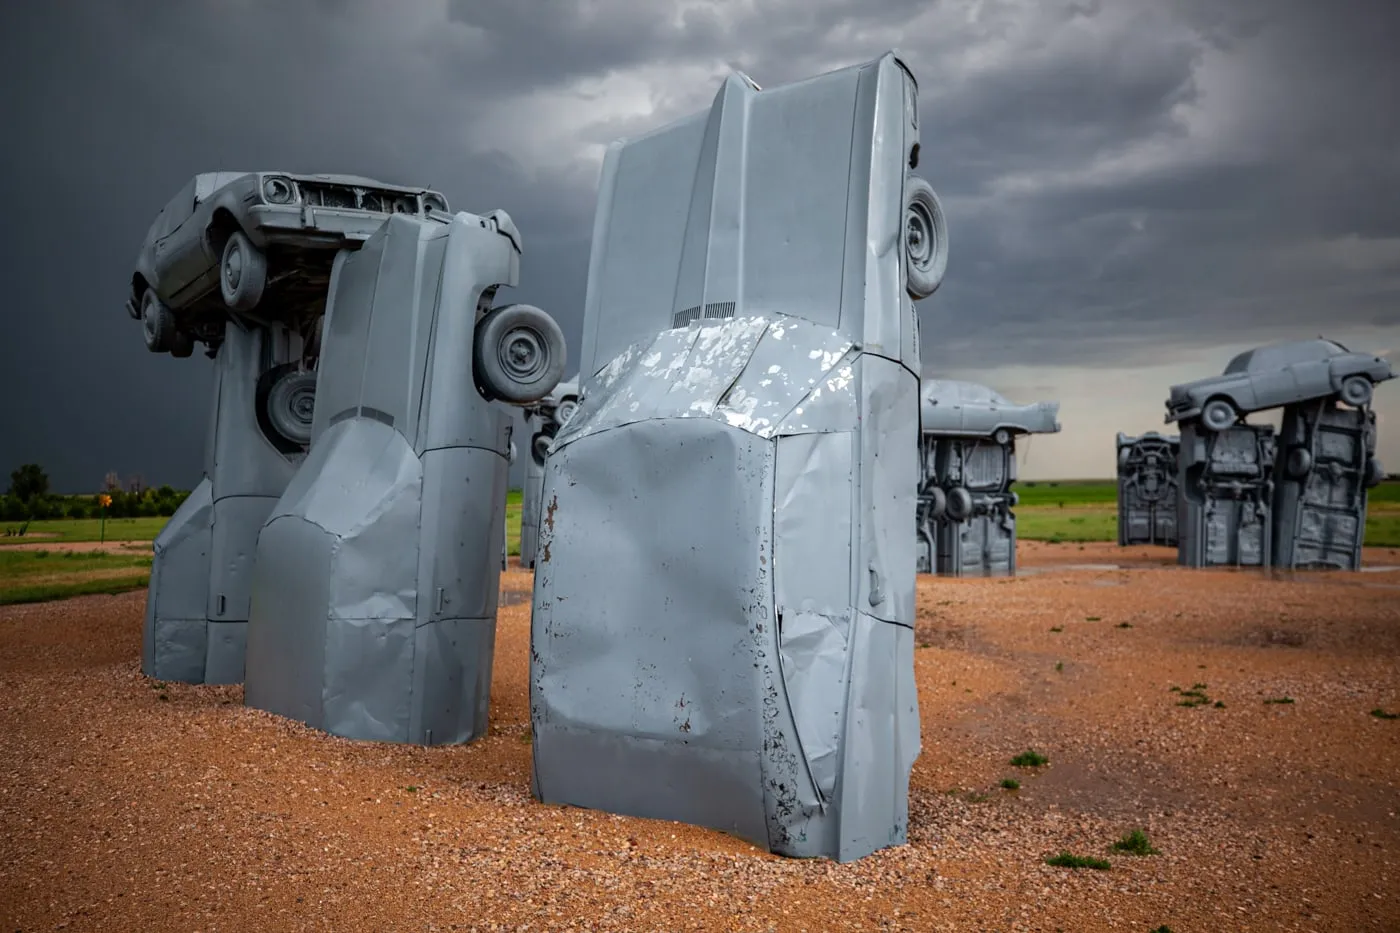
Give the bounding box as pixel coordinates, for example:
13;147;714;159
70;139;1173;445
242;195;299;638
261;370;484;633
3;463;189;522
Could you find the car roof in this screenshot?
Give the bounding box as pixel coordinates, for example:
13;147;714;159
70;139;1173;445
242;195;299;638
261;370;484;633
1222;338;1349;374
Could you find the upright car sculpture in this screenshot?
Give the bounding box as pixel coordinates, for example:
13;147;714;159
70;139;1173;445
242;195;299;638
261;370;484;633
1166;337;1394;570
139;172;436;682
244;209;565;745
916;380;1060;576
530;53;947;861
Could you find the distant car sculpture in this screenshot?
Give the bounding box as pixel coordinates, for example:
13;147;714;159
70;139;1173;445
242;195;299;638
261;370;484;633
129;172;449;357
1165;338;1391;432
1166;336;1393;570
530;52;944;862
1115;432;1180;548
917;380;1060;576
244;209;565;745
520;378;579;568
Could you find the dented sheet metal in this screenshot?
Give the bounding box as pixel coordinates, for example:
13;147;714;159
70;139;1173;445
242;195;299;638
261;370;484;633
245;210;559;745
533;52;935;862
142;322;303;684
917;380;1060;577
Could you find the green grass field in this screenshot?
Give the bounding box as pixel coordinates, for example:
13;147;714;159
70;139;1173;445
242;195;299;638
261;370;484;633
0;549;153;605
2;483;1396;605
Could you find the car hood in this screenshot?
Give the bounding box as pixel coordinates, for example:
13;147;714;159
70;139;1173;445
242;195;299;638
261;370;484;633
920;379;1061;437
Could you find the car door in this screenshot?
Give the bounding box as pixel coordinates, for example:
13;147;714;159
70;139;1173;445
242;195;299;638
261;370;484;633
160;176;222;306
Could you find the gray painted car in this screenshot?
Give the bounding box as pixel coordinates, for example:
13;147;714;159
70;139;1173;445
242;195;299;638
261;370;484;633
128;172;451;357
1165;338;1394;431
520;378;579;568
920;379;1061;443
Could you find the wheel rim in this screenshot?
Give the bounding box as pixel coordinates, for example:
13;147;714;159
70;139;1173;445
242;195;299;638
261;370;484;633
286;383;315;429
499;326;549;383
1343;379;1369;405
556;400;578;426
907;200;934;270
224;242;242;291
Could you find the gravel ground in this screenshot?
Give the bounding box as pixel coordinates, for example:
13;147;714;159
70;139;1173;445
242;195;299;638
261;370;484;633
2;541;1398;932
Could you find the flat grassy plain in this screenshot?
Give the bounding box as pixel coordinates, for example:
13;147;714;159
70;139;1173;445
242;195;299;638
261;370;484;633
2;484;1396;604
0;492;526;605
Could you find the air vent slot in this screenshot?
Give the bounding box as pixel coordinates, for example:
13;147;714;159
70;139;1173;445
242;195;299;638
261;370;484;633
672;302;737;329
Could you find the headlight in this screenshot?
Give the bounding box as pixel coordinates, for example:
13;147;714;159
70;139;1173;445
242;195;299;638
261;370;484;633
263;176;297;204
422;193;448;214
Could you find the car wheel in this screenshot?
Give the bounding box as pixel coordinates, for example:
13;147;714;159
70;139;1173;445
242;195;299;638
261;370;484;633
1365;458;1385;489
1339;375;1374;408
532;432;554;466
220;229;268;311
1284;446;1312;480
169;330;195;359
993;428;1011;446
1200;398;1238;432
555;397;579;428
141;289;175;353
945;486;973;522
903;174;948;300
473;304;567;404
924;485;947;519
262;367;318;449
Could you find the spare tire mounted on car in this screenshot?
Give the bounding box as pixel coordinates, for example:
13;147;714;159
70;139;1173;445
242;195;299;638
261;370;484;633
474;304;567;404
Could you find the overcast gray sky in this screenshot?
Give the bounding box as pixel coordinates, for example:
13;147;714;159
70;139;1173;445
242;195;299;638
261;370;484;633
2;0;1397;490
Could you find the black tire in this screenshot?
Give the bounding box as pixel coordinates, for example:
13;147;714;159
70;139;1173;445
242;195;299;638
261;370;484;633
220;229;268;311
903;174;949;300
925;485;947;519
532;432;554;466
993;428;1011;446
255;365;317;452
1201;398;1237;432
141;289;175;353
945;486;973;522
1339;375;1373;408
555;397;579;428
1365;458;1385;489
1284;446;1312;480
170;330;195;358
473;304;567;404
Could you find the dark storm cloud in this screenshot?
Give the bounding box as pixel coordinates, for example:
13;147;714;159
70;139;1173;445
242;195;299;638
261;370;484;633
1;0;1396;490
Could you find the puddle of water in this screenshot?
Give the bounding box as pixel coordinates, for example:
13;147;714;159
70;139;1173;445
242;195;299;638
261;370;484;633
1016;563;1124;577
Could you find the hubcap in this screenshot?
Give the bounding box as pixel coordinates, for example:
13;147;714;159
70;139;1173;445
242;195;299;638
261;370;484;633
499;326;547;382
225;244;242;290
906;203;933;267
288;385;315;425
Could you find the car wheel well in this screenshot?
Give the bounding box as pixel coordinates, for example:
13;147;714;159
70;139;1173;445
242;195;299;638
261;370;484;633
131;272;150;299
206;208;242;257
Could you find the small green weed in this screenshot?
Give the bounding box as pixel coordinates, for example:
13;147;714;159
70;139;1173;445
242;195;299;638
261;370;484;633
1111;829;1159;856
1116;622;1133;629
1151;927;1174;933
406;785;419;793
1045;852;1110;870
1085;616;1101;622
1264;697;1295;705
1049;626;1063;633
1000;778;1020;790
1010;749;1049;768
1055;662;1064;673
1370;708;1398;720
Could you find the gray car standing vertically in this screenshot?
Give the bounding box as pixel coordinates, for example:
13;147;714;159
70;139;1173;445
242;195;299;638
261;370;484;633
529;52;948;862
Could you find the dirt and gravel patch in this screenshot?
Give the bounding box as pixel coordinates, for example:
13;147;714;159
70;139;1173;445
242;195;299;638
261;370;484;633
3;542;1398;932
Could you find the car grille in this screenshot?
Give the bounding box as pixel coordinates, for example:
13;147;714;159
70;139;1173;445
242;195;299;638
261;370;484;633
298;182;419;215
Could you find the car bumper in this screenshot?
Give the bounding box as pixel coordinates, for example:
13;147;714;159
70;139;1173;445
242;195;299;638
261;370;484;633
244;204;399;248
